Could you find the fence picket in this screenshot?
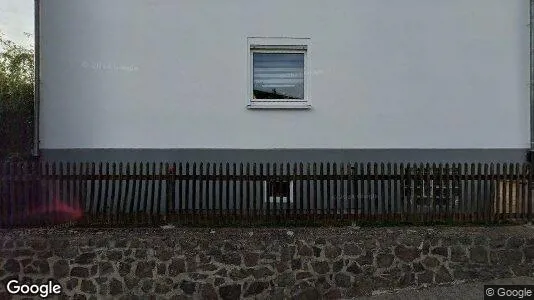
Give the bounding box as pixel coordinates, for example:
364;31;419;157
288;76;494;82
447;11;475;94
286;163;291;222
483;163;489;222
521;163;528;219
408;163;414;222
326;163;331;220
499;163;506;220
365;163;371;221
129;162;137;223
387;163;392;220
156;163;163;222
453;163;459;222
2;163;8;227
211;162;216;220
21;162;29;223
87;163;94;216
515;163;521;220
475;163;482;222
392;163;398;221
307;163;312;222
5;162;12;226
199;163;204;223
56;162;64;224
252;163;257;221
185;163;190;222
171;162;177;215
109;163;116;222
282;163;287;222
266;163;271;220
115;163;123;222
26;161;35;220
19;162;25;225
27;161;36;222
95;163;103;220
143;163;150;222
25;162;32;221
299;163;304;220
468;163;475;222
259;163;263;220
232;163;237;222
460;163;466;221
0;162;4;227
246;163;250;224
373;163;379;222
333;163;338;220
121;163;130;223
348;162;352;220
219;163;224;219
238;163;243;221
406;163;419;222
13;162;21;226
494;163;501;220
178;163;183;217
424;163;431;223
418;163;424;223
293;163;298;218
273;163;278;220
488;163;495;222
120;163;129;223
350;162;361;221
206;163;211;223
441;163;451;221
102;163;109;218
149;163;156;223
192;163;197;224
3;172;9;225
320;163;325;219
380;163;385;221
529;162;533;221
444;163;450;221
401;163;406;222
313;163;318;222
507;163;514;220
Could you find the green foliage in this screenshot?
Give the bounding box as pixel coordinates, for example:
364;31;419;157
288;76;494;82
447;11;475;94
0;31;35;161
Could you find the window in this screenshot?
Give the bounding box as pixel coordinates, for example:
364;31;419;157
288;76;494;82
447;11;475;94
247;37;311;109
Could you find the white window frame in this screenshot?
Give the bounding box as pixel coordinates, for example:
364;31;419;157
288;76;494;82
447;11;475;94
247;37;311;109
263;180;294;204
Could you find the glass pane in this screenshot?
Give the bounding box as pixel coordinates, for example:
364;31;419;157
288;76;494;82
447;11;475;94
253;53;304;100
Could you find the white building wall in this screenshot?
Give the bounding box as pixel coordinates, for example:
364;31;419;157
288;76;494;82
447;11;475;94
39;0;530;149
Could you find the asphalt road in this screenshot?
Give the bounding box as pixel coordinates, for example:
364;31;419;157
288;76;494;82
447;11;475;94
356;277;534;300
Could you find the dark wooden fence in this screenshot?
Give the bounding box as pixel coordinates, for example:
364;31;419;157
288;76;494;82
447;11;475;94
1;161;533;227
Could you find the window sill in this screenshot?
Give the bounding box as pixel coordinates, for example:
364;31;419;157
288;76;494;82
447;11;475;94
247;102;312;110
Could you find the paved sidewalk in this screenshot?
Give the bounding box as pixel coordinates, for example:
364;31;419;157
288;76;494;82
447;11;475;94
356;277;534;300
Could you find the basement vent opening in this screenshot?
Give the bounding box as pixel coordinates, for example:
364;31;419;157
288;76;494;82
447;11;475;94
264;180;294;206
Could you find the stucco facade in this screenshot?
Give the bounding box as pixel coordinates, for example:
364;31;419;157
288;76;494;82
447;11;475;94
38;0;531;162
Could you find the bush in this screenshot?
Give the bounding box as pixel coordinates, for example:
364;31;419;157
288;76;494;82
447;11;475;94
0;32;34;161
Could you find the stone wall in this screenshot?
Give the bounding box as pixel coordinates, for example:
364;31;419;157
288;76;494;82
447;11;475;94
1;226;534;299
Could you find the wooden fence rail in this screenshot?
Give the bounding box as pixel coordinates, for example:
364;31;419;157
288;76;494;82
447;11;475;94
0;161;533;227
